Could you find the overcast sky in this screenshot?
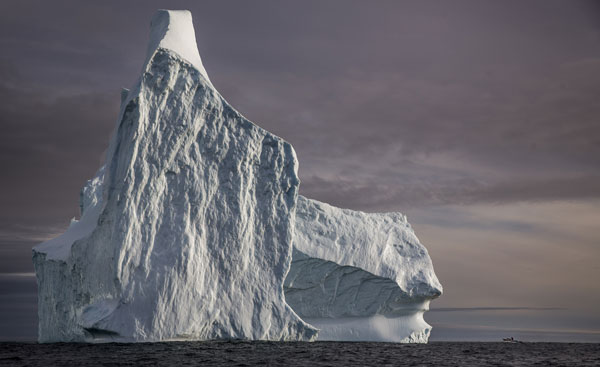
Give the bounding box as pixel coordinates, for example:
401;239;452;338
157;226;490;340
0;0;599;341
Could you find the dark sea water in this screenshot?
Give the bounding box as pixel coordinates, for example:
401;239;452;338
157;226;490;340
1;341;599;366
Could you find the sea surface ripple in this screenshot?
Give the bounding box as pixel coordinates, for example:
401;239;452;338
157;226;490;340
1;341;599;366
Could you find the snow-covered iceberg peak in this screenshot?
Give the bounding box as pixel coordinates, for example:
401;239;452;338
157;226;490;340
144;9;211;85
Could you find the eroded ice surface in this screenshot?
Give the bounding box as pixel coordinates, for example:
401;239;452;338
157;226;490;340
33;9;316;343
284;196;442;342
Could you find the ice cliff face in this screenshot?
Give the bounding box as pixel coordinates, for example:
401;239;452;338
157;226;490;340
33;9;441;343
284;196;442;342
33;9;316;342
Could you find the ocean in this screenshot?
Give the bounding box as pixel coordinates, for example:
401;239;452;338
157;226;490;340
1;341;599;366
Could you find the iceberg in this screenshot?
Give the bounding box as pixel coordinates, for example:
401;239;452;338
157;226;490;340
33;9;441;343
285;196;442;342
33;9;316;342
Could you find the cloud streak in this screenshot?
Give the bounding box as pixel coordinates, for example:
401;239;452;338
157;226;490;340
430;307;567;313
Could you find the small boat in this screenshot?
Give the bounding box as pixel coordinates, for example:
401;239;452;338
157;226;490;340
502;337;519;343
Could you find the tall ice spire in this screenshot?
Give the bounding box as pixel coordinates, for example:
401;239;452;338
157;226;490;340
145;10;212;85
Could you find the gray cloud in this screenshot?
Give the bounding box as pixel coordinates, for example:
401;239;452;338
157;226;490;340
430;307;567;313
1;1;598;218
0;274;37;341
303;173;600;211
0;63;118;226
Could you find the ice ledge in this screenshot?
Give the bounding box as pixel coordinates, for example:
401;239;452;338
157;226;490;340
144;10;212;86
33;166;105;261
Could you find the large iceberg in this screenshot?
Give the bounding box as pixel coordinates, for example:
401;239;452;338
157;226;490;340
33;10;316;342
285;196;442;342
33;9;441;343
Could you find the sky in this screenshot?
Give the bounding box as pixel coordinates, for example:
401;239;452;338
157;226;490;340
0;0;599;342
